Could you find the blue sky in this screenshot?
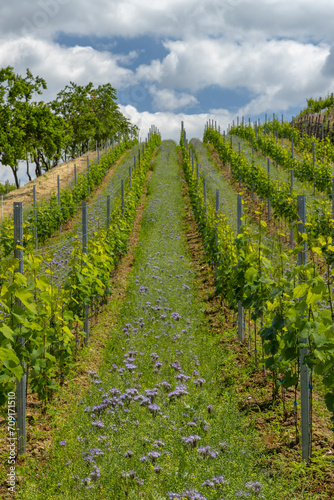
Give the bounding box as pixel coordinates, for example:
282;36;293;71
1;0;334;185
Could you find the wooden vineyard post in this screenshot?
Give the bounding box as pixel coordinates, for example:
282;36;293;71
82;202;89;347
297;195;311;463
14;202;26;455
237;195;244;343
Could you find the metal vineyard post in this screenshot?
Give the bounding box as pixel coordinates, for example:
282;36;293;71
237;195;244;343
14;202;26;455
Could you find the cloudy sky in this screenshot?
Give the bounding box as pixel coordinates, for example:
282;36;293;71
1;0;334;184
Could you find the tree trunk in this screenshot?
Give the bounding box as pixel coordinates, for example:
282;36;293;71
11;166;20;189
34;156;42;177
26;157;32;182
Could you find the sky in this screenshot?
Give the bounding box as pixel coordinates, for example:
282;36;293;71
1;0;334;185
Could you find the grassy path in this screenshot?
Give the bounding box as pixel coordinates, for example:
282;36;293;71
20;140;300;499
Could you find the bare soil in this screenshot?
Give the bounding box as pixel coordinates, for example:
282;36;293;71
1;149;100;219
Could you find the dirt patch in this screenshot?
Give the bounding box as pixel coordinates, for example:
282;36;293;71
1;149;101;219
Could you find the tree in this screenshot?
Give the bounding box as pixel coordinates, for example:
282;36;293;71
0;67;47;187
26;103;67;177
91;83;133;143
51;82;98;160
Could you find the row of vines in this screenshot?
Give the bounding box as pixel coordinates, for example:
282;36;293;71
229;122;333;193
181;127;334;440
0;137;137;255
0;132;161;407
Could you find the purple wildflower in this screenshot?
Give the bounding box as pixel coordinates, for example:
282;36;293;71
171;361;182;371
153;440;165;447
197;446;219;458
202;476;228;487
91;420;105;428
121;470;136;479
175;373;191;381
207;405;213;414
182;435;201;447
245;481;263;496
194;378;206;387
147;451;161;462
148;404;160;416
125;363;137;371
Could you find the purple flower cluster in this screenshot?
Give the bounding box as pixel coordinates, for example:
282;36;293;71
202;475;229;487
181;435;201;447
245;481;263;496
197;446;219;458
168;384;188;400
194;378;206;387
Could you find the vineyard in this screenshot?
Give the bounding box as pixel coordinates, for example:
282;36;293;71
2;108;334;499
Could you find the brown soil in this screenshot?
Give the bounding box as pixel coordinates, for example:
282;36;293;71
1;149;101;219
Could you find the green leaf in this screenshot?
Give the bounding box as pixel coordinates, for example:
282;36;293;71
45;352;56;363
293;282;308;299
0;324;14;341
0;347;20;364
14;289;37;313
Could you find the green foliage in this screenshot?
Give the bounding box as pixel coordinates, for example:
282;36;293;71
181;127;334;422
0;138;138;254
204;127;297;221
51;81;137;160
0;66;139;187
0;132;161;404
0;182;16;195
229;121;332;193
300;95;334;116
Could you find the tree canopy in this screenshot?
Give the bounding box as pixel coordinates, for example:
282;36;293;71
0;66;137;188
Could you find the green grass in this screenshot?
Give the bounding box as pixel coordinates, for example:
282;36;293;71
16;140;319;499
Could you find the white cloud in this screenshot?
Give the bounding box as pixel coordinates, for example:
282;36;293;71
149;86;198;111
119;104;233;142
2;0;334;43
0;36;134;100
135;37;331;112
